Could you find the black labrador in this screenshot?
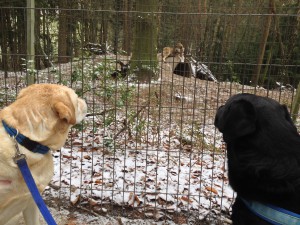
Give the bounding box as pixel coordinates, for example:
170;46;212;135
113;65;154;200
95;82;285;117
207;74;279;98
214;93;300;224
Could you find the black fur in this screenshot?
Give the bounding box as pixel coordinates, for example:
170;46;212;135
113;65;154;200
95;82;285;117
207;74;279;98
214;93;300;224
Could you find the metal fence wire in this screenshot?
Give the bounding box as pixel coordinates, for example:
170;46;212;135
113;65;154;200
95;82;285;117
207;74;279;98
0;1;300;224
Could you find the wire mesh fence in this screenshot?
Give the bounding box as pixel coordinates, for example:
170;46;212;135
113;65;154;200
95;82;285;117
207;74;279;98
0;1;300;224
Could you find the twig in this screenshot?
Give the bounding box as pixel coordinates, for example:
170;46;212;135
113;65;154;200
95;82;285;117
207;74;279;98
113;101;150;140
85;108;116;117
76;205;103;217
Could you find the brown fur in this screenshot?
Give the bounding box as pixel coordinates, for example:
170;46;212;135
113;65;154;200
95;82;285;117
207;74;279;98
162;42;185;62
0;84;87;225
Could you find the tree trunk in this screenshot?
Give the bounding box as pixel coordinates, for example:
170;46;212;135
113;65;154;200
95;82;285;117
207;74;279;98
292;82;300;122
112;0;121;54
26;0;35;84
201;1;214;62
35;8;42;70
99;2;109;45
196;0;207;60
130;0;159;83
178;1;190;51
208;17;220;63
251;0;274;86
122;0;132;55
58;1;69;63
274;5;300;84
0;8;9;72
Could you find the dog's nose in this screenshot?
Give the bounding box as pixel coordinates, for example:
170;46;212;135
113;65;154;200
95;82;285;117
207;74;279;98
214;105;225;129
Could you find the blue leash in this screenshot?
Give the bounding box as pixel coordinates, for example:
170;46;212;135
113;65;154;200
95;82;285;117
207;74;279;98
242;198;300;225
16;157;57;225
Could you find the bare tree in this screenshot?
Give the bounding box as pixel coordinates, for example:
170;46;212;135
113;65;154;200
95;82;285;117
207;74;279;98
58;0;69;63
251;0;274;86
122;0;133;55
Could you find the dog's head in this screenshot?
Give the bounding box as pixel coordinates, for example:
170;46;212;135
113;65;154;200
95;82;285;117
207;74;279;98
214;93;300;200
214;93;297;143
214;95;300;225
174;42;184;54
1;84;87;150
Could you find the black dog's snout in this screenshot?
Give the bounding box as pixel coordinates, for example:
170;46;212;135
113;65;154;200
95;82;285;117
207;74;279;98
214;105;224;128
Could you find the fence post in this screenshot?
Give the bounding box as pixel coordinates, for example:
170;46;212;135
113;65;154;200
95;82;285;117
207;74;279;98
26;0;35;85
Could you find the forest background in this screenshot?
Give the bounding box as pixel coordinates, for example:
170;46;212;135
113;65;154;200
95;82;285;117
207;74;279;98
0;0;299;88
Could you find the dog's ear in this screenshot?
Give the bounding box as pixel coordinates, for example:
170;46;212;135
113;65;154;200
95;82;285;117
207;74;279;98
53;102;76;125
215;99;257;140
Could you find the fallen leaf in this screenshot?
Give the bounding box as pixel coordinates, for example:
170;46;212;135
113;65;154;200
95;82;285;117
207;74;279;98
94;179;102;184
181;196;193;203
62;154;74;159
83;155;91;160
205;186;218;195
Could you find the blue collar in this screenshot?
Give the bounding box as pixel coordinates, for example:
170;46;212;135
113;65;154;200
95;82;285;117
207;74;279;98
242;198;300;225
2;120;50;154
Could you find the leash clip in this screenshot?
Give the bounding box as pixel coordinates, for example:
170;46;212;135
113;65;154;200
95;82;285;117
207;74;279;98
12;129;26;164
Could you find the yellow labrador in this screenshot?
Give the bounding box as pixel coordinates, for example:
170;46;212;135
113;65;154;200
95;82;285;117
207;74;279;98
0;84;87;225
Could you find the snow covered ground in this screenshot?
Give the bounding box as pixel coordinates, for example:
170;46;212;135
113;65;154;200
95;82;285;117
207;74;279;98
41;115;234;224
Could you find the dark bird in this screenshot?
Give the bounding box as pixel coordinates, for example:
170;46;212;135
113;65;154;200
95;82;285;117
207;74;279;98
111;60;130;79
